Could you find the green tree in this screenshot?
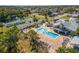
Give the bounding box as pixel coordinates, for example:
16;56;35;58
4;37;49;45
16;29;48;53
16;32;32;53
71;26;79;36
27;29;48;53
6;25;19;52
0;25;19;53
56;46;79;53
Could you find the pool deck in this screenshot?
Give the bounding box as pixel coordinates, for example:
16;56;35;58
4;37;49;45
32;26;69;52
37;32;66;53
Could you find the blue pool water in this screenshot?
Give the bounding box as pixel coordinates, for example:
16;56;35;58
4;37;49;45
37;28;60;38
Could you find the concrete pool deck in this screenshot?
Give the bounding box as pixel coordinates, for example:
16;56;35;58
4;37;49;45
32;26;70;52
37;32;67;52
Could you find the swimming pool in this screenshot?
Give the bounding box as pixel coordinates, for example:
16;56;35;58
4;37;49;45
37;28;60;39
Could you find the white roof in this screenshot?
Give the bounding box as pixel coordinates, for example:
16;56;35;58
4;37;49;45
70;36;79;44
63;21;78;31
69;14;79;17
53;22;61;26
56;19;65;23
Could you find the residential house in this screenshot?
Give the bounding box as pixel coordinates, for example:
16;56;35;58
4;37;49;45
70;36;79;49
